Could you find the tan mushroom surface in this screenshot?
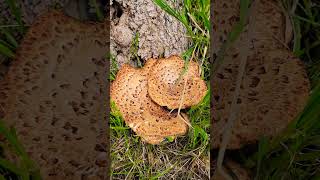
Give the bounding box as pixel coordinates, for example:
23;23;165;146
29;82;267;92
212;0;310;149
148;56;207;109
111;59;189;144
0;80;9;118
213;159;251;180
0;11;108;179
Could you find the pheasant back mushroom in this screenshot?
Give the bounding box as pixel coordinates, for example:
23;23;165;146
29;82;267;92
111;59;189;144
148;56;207;109
0;10;108;179
212;0;310;149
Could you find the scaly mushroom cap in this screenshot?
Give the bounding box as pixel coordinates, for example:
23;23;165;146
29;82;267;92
212;0;240;55
213;50;309;149
111;59;189;144
0;81;9;118
212;0;310;149
1;11;108;179
147;56;207;109
212;0;285;55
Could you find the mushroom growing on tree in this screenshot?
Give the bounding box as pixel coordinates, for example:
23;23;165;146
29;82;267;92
0;11;108;179
111;59;190;144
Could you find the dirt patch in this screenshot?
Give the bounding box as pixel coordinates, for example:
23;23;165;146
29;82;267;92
110;0;189;66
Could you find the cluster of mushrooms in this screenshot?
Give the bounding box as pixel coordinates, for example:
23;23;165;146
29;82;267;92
111;56;207;144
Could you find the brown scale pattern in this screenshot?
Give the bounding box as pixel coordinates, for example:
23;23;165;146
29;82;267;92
147;56;207;110
111;59;189;144
212;0;310;149
0;11;109;179
212;0;241;55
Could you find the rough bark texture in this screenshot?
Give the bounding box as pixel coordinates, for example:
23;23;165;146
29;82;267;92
110;0;189;66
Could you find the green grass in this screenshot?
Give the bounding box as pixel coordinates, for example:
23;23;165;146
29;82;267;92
0;121;41;180
0;0;25;62
88;0;104;22
0;28;19;60
153;0;210;81
4;0;24;33
281;0;320;89
110;97;210;179
0;1;40;179
0;1;110;179
214;0;251;178
111;0;210;179
110;63;210;179
109;54;118;81
246;84;320;180
212;0;250;74
209;0;320;179
129;32;143;68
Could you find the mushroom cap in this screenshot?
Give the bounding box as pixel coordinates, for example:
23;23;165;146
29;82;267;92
213;49;310;149
0;81;9;118
111;59;189;144
1;10;108;179
212;0;241;55
212;0;310;149
212;0;285;55
147;56;207;109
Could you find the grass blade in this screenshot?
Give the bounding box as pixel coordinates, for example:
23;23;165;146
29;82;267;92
0;39;15;50
1;29;18;48
4;0;24;33
0;157;23;176
1;29;18;49
0;120;39;179
0;42;14;58
89;0;104;22
213;0;251;73
152;0;186;26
